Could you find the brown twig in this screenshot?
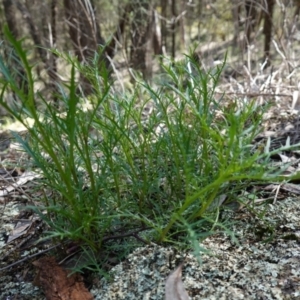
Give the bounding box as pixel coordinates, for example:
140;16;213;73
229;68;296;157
0;242;62;271
216;92;292;98
0;227;150;271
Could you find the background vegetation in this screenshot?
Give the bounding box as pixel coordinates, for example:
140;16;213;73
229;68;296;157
0;0;299;112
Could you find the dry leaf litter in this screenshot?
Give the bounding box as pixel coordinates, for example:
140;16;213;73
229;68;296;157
1;192;300;299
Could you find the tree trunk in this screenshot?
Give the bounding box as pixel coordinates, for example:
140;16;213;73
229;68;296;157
171;0;176;60
14;0;48;65
244;0;257;47
63;0;107;94
2;0;28;103
64;0;103;62
161;0;167;56
50;0;58;105
130;0;153;80
263;0;275;60
3;0;19;37
152;10;162;56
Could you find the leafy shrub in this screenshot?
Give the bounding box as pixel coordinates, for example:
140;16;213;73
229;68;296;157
0;29;283;270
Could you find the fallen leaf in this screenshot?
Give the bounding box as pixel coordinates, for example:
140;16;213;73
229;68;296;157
0;170;41;197
165;263;189;300
7;219;31;244
33;256;93;300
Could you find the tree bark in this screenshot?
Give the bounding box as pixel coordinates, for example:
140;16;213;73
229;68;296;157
63;0;112;94
263;0;275;60
2;0;28;100
50;0;59;105
171;0;176;60
63;0;103;63
152;10;162;56
3;0;19;37
14;0;48;65
161;0;167;55
130;0;153;80
244;0;257;47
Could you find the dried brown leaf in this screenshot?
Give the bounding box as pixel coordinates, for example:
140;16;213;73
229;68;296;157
165;263;189;300
33;256;93;300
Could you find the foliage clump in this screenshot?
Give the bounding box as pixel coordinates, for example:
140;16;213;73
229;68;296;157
0;33;280;271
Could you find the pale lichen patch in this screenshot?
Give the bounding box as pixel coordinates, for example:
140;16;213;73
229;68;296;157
91;197;300;299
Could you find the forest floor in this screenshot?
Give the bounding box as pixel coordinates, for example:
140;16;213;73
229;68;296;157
1;50;300;299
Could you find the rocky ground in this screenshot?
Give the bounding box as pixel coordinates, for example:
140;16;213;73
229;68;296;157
1;168;300;299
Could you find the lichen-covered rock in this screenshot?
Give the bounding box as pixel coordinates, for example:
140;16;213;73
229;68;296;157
91;198;300;300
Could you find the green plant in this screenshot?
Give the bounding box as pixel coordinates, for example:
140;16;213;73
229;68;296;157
0;28;293;271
